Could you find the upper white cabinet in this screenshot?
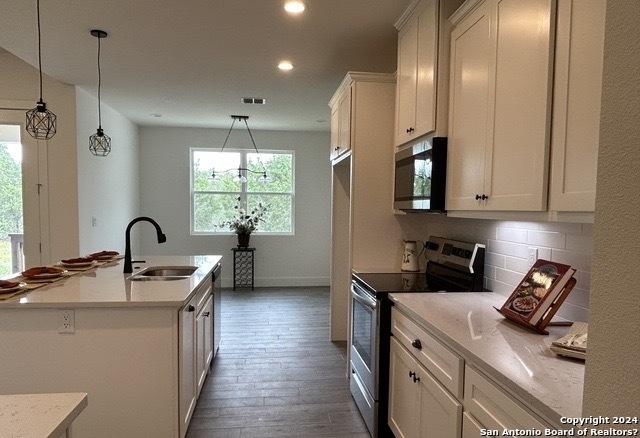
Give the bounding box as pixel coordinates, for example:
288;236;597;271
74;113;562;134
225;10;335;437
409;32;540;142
396;0;435;146
394;0;464;147
549;0;606;212
329;84;352;162
447;0;555;211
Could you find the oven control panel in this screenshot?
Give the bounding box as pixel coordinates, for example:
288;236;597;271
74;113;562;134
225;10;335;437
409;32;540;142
425;236;485;274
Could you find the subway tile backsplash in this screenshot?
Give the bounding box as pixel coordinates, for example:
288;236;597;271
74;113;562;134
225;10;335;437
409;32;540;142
409;217;593;322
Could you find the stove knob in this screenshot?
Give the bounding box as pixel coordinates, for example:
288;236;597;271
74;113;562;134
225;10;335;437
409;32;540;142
411;339;422;350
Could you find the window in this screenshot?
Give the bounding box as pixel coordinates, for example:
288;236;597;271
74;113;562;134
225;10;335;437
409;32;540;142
191;149;295;235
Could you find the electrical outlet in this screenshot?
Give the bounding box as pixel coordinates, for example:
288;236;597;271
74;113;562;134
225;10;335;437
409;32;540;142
91;216;98;228
527;247;538;266
59;309;75;334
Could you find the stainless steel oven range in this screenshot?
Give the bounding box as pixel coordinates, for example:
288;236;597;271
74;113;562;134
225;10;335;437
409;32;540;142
349;236;486;437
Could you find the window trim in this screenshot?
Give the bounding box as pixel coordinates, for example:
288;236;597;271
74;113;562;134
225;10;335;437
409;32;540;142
189;147;296;236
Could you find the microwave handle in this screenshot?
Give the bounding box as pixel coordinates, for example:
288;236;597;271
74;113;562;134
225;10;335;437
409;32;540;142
351;284;378;309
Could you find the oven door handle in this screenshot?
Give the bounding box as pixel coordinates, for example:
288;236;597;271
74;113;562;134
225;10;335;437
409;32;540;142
351;284;378;309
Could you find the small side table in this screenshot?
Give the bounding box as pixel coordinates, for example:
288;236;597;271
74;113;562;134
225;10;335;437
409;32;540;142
232;247;255;290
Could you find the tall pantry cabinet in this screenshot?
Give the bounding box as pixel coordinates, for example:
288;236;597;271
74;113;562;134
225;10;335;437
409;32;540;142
329;72;400;341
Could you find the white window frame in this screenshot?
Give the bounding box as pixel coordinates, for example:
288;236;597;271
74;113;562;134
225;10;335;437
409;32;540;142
190;147;295;236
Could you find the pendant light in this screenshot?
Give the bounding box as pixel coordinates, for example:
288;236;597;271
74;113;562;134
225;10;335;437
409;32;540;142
88;29;111;157
211;115;270;183
25;0;57;140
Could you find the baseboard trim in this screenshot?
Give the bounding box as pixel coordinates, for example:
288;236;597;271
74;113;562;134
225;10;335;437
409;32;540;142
220;276;330;289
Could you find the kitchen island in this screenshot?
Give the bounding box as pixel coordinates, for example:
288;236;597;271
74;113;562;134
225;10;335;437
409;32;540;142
0;255;222;438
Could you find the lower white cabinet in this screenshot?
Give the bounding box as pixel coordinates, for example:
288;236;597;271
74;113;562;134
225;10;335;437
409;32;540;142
197;295;214;395
464;366;547;431
390;307;552;438
179;294;198;437
180;274;217;437
389;337;462;438
462;412;484;438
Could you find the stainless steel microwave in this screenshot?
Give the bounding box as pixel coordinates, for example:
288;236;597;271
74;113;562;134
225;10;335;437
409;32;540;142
394;136;447;212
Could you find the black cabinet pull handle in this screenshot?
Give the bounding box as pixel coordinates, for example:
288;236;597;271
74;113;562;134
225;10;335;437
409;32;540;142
481;194;489;200
204;312;210;317
411;339;422;350
187;305;195;312
413;375;421;383
475;194;481;200
409;371;416;379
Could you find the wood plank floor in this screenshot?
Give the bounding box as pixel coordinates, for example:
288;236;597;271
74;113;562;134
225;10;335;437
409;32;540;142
186;287;369;438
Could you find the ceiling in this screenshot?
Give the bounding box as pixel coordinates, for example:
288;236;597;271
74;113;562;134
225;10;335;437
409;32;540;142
0;0;409;131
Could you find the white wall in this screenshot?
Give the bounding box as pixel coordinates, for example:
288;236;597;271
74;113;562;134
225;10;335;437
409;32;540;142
396;216;593;322
75;87;140;254
139;127;331;287
0;50;79;262
583;0;640;419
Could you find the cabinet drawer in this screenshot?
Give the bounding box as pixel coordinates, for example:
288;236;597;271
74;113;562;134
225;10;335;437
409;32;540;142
195;275;212;312
464;366;547;431
391;308;463;398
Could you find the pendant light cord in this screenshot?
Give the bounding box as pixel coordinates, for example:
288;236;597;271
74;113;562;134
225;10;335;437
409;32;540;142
36;0;43;102
97;35;102;129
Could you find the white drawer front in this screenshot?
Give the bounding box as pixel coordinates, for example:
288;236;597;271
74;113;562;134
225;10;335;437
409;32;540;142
464;366;547;431
391;307;464;399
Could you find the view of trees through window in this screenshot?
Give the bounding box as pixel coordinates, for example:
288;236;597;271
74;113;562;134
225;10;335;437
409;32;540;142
192;150;294;234
0;142;23;276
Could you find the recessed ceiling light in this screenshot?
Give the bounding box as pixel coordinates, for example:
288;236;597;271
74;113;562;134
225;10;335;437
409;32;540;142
284;1;305;14
278;60;294;71
150;113;162;118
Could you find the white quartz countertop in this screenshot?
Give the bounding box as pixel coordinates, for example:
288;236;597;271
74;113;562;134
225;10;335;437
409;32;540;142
0;255;222;308
389;292;584;426
0;393;87;438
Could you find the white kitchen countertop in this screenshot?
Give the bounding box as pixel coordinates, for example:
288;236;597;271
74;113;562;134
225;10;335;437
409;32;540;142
0;393;87;438
389;292;584;426
0;255;222;308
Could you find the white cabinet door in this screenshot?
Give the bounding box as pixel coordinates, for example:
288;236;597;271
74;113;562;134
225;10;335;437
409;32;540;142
414;0;439;139
418;364;462;438
483;0;554;211
396;14;419;146
203;295;214;368
179;296;197;438
330;103;340;160
446;1;492;210
196;307;206;395
462;412;484;438
388;337;421;438
549;0;605;212
338;86;352;155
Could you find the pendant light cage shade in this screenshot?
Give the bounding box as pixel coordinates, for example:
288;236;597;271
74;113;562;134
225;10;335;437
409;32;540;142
26;101;57;140
89;29;110;157
89;128;111;157
26;0;57;140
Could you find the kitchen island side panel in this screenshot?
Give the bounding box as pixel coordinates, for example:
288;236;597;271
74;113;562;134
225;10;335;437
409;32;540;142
0;306;179;438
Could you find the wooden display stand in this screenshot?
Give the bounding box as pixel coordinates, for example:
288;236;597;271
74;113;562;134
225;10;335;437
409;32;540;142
495;277;577;335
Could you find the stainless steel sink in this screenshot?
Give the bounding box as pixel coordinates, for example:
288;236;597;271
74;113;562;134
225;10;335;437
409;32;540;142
129;266;198;281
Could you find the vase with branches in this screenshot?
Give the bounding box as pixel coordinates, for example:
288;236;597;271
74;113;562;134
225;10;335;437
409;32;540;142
219;198;268;247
